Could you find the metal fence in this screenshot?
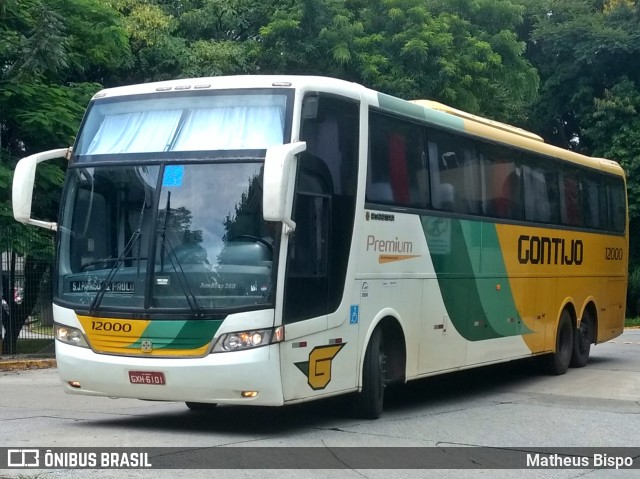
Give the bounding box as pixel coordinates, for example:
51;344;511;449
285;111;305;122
1;227;55;357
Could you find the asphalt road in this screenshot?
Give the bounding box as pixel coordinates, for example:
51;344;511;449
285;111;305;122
1;330;639;479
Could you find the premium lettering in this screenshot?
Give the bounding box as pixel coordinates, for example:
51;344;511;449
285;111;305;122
366;235;413;253
518;235;583;265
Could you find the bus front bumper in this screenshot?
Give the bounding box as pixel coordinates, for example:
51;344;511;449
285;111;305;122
55;341;284;406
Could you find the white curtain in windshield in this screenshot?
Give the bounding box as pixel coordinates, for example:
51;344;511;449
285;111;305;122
173;106;283;150
87;110;182;154
85;102;284;154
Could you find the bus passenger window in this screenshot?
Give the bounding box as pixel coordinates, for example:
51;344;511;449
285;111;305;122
367;112;428;208
522;156;559;224
427;129;481;215
480;144;523;220
559;169;584;227
583;174;606;229
609;180;626;233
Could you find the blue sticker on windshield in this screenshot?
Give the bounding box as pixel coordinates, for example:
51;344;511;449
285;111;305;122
163;165;184;187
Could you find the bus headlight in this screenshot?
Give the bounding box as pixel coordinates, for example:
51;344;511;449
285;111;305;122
212;326;283;353
54;323;89;348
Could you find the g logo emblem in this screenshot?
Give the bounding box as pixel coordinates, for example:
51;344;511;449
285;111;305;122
295;344;345;390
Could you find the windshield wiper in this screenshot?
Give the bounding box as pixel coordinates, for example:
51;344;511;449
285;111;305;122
88;195;148;314
154;191;203;316
160;236;204;316
88;231;141;314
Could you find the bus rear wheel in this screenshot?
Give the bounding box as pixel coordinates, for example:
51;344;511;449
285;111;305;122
570;310;593;368
544;309;573;375
355;327;386;419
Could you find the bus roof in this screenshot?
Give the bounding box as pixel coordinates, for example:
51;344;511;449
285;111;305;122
90;75;369;100
90;75;624;178
410;100;544;143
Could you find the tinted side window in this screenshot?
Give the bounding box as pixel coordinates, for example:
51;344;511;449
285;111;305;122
427;129;481;215
583;173;608;230
367;112;428;208
609;178;627;233
479;144;523;220
522;155;559;224
559;167;584;227
288;169;330;278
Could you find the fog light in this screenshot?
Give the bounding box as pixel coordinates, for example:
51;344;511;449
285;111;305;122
68;381;81;388
241;391;258;398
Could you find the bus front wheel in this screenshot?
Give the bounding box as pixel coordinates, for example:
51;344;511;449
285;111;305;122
355;327;386;419
544;309;573;375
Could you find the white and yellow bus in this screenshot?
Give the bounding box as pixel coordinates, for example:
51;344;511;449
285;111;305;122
13;76;627;418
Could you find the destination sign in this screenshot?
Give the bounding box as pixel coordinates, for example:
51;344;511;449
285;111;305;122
70;281;135;293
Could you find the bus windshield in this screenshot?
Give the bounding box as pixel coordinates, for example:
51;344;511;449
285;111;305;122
57;162;277;313
55;88;293;314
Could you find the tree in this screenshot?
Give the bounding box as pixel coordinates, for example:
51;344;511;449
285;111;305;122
522;0;640;147
0;0;130;353
257;0;539;121
108;0;262;82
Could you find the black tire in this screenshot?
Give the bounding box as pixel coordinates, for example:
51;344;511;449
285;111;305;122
544;309;574;375
185;402;218;412
570;310;593;368
355;328;386;419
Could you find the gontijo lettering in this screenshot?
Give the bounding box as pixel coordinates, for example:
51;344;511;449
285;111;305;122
518;235;583;265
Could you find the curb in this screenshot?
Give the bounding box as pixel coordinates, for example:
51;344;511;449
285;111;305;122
0;358;56;372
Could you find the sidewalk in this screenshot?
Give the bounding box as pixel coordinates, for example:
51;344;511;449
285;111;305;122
0;357;56;372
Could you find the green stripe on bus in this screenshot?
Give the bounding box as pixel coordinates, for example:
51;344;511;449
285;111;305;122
376;93;465;131
421;216;530;341
127;320;221;350
468;222;531;337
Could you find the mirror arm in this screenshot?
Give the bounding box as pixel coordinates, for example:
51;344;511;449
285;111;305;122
282;219;296;235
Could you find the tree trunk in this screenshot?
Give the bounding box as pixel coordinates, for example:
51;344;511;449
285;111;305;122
1;255;50;355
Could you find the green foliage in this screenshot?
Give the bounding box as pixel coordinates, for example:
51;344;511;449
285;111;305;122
627;267;640;317
523;0;640;148
0;1;130;352
1;0;130;235
256;0;539;121
582;79;640;219
108;0;264;82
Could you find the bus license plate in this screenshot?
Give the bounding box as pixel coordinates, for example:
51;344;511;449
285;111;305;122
128;371;166;385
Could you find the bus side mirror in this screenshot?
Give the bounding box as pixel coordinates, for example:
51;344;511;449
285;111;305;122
263;142;306;233
12;147;71;231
